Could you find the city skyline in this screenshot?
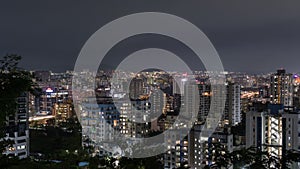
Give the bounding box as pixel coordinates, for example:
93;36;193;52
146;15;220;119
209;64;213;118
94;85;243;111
2;1;300;168
2;54;300;168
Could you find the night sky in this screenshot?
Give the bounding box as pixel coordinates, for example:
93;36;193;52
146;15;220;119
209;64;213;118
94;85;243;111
1;1;300;73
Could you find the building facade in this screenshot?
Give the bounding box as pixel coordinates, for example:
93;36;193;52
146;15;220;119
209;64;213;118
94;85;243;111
270;69;293;107
246;104;300;168
3;93;30;159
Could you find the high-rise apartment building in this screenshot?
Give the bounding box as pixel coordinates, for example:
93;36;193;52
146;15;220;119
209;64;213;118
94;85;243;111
164;129;189;169
197;84;211;123
172;77;188;95
188;125;234;169
270;69;293;107
164;80;239;169
224;82;241;126
3;93;30;159
149;88;166;131
129;78;144;100
81;97;120;157
246;104;300;168
197;82;241;127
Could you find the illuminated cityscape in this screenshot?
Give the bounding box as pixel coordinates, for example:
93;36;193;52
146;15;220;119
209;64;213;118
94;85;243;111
2;68;300;168
1;1;300;169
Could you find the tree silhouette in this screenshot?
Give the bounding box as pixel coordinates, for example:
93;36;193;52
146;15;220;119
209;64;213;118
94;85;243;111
0;54;35;165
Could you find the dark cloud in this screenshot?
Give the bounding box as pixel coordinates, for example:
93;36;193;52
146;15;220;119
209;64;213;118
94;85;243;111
1;0;300;73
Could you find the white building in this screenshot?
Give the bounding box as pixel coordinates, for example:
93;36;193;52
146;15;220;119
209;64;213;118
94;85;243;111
188;125;233;169
3;93;30;159
246;104;300;168
224;83;241;126
81;97;120;157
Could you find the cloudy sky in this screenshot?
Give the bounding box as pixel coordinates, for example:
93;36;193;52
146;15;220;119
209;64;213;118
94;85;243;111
1;1;300;73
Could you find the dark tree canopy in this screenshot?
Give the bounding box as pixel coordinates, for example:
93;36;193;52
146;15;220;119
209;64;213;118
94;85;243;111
0;54;34;161
0;54;34;119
